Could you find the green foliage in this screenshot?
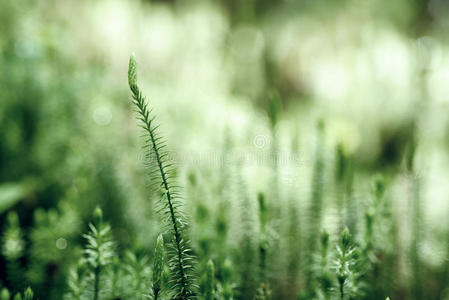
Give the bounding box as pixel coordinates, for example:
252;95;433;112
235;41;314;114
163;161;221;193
124;251;151;299
267;90;281;128
218;259;234;300
11;287;34;300
334;142;355;233
306;120;326;287
0;288;10;300
2;212;24;291
257;192;268;280
26;201;81;296
335;229;361;300
2;212;23;262
255;283;272;300
64;260;86;300
204;260;215;300
0;3;446;298
153;234;164;300
236;171;257;300
84;207;114;300
0;57;406;300
0;183;27;214
23;288;34;300
314;231;332;300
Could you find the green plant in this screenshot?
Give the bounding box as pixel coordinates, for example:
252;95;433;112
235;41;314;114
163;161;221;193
128;54;196;299
217;259;234;300
2;212;24;292
258;192;268;282
153;234;164;300
285;133;302;298
315;231;332;300
204;260;215;300
236;170;257;299
306;120;326;287
406;133;422;300
123;251;151;300
83;207;114;300
23;288;33;300
26;201;80;296
11;287;34;300
334;229;360;300
334;143;355;233
214;130;233;283
64;260;86;300
257;192;271;299
0;288;9;300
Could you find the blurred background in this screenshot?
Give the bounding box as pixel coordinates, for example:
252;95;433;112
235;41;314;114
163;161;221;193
1;0;449;299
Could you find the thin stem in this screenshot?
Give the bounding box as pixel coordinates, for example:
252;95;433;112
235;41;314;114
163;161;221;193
339;281;344;300
93;228;101;300
148;119;188;297
93;265;100;300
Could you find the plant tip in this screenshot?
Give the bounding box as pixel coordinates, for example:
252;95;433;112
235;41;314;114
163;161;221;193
23;288;33;300
128;54;137;89
0;288;10;300
341;228;351;248
93;207;103;226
